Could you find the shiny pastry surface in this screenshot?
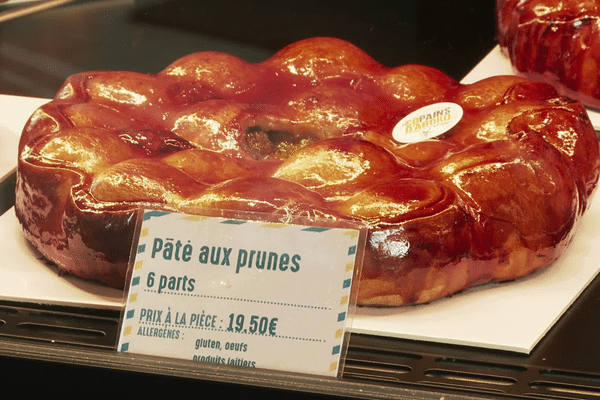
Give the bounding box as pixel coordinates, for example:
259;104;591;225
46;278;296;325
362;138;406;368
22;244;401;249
498;0;600;109
15;37;600;306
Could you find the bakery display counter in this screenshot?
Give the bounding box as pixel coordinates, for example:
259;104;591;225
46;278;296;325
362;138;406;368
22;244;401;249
1;1;600;399
2;278;600;400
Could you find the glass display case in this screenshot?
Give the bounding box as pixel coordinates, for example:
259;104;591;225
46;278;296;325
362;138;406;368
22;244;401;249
2;1;600;399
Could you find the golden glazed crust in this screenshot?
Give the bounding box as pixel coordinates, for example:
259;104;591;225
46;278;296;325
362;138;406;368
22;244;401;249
497;0;600;109
15;37;600;306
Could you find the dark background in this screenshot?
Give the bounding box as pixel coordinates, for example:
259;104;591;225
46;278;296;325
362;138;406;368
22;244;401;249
0;0;497;98
0;0;498;398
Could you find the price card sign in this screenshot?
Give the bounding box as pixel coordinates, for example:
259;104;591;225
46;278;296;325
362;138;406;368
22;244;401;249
117;210;363;377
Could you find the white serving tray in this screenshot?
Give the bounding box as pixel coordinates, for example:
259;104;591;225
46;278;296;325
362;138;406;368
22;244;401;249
0;207;124;309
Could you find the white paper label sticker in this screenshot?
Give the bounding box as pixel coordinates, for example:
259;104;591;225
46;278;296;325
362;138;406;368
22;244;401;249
117;210;361;377
392;102;463;143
